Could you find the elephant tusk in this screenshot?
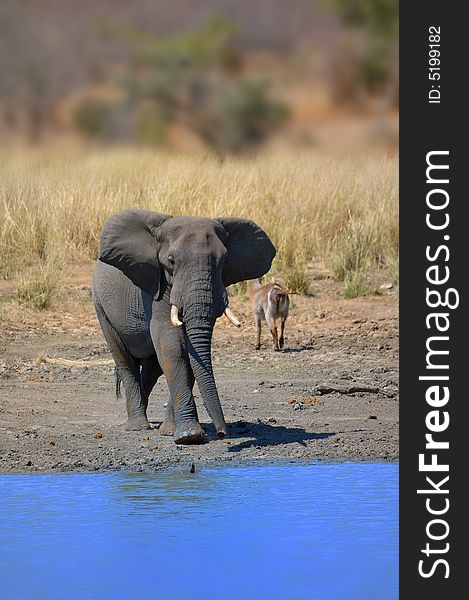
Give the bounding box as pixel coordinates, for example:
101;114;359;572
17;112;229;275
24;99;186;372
224;306;241;328
170;305;183;327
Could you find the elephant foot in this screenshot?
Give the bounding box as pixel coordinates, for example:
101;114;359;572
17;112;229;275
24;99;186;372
174;422;205;445
124;416;152;431
159;419;176;436
255;344;261;351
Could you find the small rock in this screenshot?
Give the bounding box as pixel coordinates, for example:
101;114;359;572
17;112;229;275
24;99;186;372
252;389;259;394
380;283;394;290
190;463;195;473
368;415;377;420
143;436;150;441
267;417;277;424
48;440;56;446
26;460;32;466
94;431;103;439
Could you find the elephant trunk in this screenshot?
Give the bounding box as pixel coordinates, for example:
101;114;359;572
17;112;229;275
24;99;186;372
170;263;228;437
185;322;227;438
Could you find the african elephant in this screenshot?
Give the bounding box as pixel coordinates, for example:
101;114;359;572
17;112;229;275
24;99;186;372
92;209;276;444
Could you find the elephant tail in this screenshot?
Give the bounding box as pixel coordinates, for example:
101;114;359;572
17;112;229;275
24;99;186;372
115;367;122;400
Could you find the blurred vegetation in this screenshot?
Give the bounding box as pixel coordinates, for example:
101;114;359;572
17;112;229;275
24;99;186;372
73;99;114;139
109;16;288;153
0;1;399;146
331;0;398;39
329;0;398;100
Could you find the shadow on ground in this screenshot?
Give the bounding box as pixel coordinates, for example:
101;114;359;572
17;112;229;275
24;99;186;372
203;421;335;452
281;345;316;354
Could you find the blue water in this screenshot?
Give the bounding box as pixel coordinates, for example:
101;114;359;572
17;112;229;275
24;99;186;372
0;462;398;600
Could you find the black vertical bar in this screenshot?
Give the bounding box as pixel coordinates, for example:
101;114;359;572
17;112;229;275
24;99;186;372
400;2;463;597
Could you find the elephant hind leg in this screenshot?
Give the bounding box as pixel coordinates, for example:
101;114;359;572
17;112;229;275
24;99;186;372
95;306;151;431
140;357;163;426
140;357;163;405
115;368;122;399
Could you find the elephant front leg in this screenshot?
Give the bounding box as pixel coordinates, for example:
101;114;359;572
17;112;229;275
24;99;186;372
154;328;205;444
170;385;204;444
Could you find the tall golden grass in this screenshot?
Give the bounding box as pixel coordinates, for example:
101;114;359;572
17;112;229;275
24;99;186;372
0;149;398;300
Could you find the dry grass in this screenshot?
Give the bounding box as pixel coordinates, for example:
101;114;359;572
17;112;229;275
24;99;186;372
15;256;62;310
0;149;398;299
35;353;114;367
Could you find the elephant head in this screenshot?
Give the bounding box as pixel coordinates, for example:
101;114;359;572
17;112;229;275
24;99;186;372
98;209;276;437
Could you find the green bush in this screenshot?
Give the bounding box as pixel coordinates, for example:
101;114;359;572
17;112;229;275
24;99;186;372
211;79;288;154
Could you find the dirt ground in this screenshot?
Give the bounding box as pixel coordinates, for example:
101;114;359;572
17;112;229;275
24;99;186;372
0;266;398;474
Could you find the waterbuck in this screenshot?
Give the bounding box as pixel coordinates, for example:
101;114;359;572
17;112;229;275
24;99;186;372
248;278;290;351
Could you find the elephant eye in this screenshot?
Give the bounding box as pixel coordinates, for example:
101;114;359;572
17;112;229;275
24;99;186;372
167;255;175;265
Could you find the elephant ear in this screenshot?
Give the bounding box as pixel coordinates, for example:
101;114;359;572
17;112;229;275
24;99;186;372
216;217;276;286
98;209;172;298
